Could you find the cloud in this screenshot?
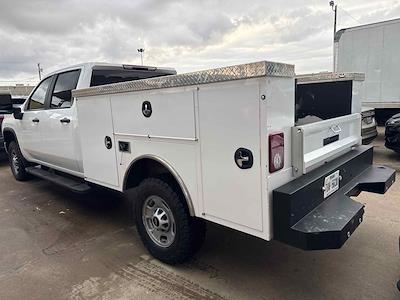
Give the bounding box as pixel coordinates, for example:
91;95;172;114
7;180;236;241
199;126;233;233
0;0;399;85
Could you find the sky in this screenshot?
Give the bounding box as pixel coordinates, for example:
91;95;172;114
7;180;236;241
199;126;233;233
0;0;399;86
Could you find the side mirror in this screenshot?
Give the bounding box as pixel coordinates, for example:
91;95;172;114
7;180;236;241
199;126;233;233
0;93;13;114
13;107;24;120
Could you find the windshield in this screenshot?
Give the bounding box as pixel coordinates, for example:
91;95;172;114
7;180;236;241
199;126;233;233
90;66;176;87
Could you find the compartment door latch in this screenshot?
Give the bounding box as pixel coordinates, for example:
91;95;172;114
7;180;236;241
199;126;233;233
104;136;112;149
234;148;253;169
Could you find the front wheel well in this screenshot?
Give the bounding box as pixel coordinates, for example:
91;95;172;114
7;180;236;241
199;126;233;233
124;157;194;215
2;129;17;150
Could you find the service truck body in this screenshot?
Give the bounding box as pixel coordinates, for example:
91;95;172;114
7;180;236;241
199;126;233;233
334;18;400;121
72;61;393;245
1;60;395;263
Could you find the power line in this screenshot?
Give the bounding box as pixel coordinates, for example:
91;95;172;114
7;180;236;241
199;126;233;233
0;62;42;83
0;59;43;63
0;75;38;82
0;80;37;83
338;7;361;24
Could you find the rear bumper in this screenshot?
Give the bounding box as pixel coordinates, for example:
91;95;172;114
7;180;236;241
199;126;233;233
273;146;395;250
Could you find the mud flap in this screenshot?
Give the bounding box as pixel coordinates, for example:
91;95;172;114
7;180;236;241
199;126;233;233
273;146;395;250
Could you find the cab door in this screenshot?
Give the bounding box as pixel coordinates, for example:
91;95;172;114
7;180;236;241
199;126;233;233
18;76;53;161
40;69;82;173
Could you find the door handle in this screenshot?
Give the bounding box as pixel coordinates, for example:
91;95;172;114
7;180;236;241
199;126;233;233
330;124;341;134
60;118;71;124
32;118;39;123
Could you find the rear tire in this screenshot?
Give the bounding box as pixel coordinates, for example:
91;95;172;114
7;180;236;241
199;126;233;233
134;178;206;264
8;141;30;181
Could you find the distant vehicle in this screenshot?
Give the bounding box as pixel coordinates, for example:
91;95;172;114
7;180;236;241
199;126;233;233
361;107;378;145
335;18;400;124
11;96;27;105
0;94;27;153
385;113;400;152
0;114;4;152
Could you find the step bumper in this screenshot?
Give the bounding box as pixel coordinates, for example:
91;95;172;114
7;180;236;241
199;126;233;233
273;146;395;250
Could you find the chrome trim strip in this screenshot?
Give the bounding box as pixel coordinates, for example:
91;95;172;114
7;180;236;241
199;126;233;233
73;61;295;98
123;154;196;216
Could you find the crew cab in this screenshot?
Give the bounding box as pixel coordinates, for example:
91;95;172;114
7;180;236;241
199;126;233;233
1;63;176;177
1;61;395;264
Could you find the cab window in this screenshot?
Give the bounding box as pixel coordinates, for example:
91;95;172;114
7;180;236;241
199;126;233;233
27;77;52;110
50;70;81;109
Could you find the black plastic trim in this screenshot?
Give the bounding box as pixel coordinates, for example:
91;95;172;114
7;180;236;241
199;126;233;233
1;127;18;153
323;134;339;146
273;146;395;250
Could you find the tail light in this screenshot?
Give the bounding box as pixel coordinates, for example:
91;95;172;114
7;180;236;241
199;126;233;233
269;132;284;173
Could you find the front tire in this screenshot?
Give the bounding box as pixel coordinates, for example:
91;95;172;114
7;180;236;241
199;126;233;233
8;141;30;181
134;178;205;264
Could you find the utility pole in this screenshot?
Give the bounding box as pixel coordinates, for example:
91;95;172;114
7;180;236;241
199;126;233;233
37;63;43;80
330;1;338;72
330;1;337;38
137;48;145;65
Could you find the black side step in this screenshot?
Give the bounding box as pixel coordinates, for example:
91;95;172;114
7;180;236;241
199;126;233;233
26;166;91;193
273;146;395;250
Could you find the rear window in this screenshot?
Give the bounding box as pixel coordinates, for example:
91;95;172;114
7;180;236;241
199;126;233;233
51;69;81;109
90;66;176;87
295;80;353;126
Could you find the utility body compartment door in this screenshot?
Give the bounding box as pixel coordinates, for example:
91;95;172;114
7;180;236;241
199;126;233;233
110;89;196;140
199;81;263;231
76;95;119;187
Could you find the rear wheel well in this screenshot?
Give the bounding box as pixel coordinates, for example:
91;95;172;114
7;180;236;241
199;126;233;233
124;158;193;215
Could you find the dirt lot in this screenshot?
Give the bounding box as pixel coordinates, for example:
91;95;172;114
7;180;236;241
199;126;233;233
0;129;400;300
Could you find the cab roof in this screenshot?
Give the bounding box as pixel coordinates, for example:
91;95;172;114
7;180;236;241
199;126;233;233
45;62;176;78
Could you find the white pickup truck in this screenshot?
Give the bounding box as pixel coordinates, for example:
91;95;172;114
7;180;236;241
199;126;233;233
0;60;395;264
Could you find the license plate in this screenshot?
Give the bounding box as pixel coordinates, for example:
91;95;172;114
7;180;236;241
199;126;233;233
324;170;340;198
